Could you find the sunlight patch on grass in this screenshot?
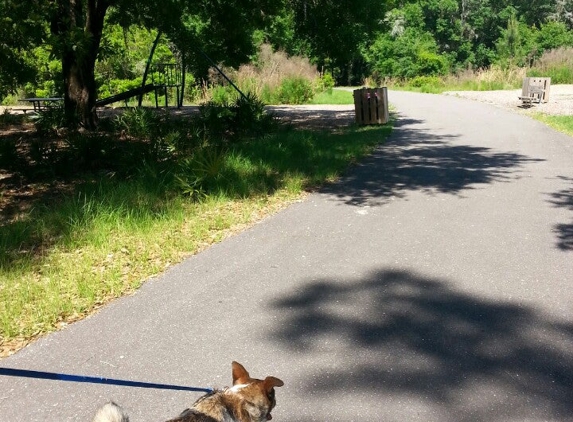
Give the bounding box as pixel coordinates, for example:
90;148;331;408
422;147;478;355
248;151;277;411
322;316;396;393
311;88;354;105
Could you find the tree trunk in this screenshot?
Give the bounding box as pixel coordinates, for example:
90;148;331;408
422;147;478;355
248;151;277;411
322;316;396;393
56;0;109;129
63;47;100;129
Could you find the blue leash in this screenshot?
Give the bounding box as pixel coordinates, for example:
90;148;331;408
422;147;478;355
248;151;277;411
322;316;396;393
0;367;214;393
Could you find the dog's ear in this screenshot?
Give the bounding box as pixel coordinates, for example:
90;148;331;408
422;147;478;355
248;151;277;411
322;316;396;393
232;361;251;385
263;376;284;392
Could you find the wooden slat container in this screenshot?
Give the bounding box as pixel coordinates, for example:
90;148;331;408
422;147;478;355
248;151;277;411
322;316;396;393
521;77;551;103
353;87;389;125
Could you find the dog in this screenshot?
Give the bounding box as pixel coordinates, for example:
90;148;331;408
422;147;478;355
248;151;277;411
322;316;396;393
92;361;284;422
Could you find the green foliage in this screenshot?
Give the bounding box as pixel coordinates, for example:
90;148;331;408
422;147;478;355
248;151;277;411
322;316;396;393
34;107;68;136
536;21;573;51
286;0;386;84
114;107;161;139
409;75;445;92
198;94;277;142
210;86;238;106
0;0;48;97
98;78;143;100
315;73;335;94
276;77;314;104
366;28;449;79
2;0;573;111
174;147;227;199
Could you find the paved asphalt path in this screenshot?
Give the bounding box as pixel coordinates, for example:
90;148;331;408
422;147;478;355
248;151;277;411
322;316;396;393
1;91;572;422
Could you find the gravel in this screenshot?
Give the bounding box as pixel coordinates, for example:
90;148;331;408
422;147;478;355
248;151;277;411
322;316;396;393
443;84;573;116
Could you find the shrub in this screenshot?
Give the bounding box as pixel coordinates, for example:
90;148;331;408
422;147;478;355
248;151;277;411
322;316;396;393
409;76;443;88
198;94;277;142
276;77;314;104
315;73;335;94
114;107;162;139
34;106;67;136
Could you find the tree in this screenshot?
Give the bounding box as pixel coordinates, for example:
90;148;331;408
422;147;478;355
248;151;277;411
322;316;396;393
2;0;281;128
0;0;47;98
284;0;386;85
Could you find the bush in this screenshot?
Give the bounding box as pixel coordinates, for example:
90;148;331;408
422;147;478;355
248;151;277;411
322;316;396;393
276;77;314;104
408;75;445;93
34;106;67;136
315;73;335;94
198;94;278;142
409;76;443;88
366;28;449;79
114;107;162;139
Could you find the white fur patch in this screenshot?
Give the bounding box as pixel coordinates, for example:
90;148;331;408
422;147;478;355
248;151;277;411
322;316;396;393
229;383;248;392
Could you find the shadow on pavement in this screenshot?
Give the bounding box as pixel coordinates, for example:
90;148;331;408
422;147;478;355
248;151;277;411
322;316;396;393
548;177;573;251
322;114;544;206
270;269;573;421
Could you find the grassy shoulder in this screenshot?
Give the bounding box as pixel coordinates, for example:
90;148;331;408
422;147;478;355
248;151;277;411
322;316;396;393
530;113;573;137
310;88;354;104
0;118;392;357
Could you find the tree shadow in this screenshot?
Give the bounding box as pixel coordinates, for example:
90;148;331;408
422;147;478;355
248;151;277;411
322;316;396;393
267;106;355;131
548;177;573;251
322;114;544;206
270;269;573;421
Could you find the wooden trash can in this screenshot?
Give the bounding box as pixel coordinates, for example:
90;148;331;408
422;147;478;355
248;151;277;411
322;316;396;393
353;87;389;125
521;77;551;103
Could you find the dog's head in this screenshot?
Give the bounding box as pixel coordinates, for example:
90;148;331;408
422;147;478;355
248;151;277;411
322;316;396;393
228;361;284;422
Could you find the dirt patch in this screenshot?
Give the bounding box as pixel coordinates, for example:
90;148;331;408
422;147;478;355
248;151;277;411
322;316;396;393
267;104;355;130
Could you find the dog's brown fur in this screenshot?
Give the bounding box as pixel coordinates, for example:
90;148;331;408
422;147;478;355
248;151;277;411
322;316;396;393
92;362;283;422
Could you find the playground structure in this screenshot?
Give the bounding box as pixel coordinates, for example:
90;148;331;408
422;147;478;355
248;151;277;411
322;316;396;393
95;84;157;108
95;63;183;109
96;32;244;110
150;63;183;108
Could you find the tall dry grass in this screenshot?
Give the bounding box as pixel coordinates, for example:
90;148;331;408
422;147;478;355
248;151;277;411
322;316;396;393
528;47;573;84
236;44;319;96
198;44;323;104
443;65;526;91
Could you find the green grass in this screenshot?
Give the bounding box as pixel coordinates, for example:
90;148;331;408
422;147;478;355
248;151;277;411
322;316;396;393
310;88;354;104
0;122;392;355
532;114;573;137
